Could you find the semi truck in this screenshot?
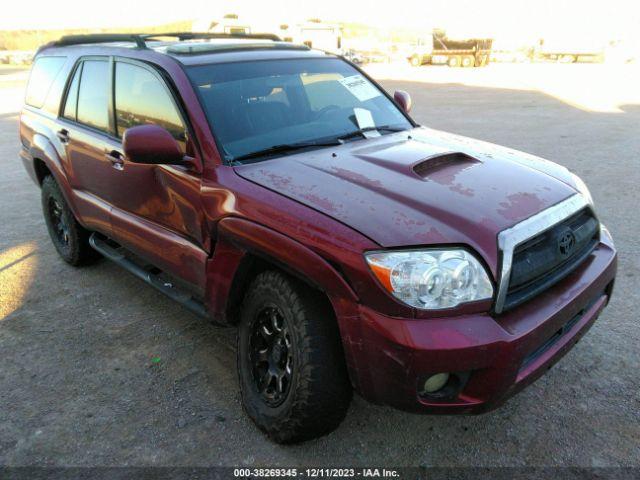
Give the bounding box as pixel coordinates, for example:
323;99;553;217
408;29;493;67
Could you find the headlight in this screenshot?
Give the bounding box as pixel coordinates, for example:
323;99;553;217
570;172;594;206
364;249;494;310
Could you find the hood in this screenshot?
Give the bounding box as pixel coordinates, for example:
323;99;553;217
234;127;579;272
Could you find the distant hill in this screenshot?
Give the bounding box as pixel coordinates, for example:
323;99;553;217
0;21;193;51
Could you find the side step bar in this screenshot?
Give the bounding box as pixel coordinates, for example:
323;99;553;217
89;233;209;319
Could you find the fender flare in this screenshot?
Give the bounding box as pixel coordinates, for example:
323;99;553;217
30;132;65;182
29;133;81;217
205;217;359;323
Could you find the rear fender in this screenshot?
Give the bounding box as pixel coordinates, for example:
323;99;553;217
28;132;80;218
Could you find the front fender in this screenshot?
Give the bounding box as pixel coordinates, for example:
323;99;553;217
205;217;363;390
205;217;359;324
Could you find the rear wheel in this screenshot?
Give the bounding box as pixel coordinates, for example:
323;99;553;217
41;175;98;266
237;270;352;443
461;55;475;67
409;55;422;67
447;55;461;67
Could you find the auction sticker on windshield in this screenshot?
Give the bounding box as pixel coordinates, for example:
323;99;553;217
338;75;381;102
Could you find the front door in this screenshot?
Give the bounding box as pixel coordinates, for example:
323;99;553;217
106;59;208;291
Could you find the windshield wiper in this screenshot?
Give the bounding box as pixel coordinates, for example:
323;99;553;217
232;140;342;163
337;125;407;142
231;126;407;163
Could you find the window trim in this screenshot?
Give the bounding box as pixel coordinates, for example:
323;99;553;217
61;60;83;121
112;56;189;142
57;55;201;165
58;55;113;137
58;55;197;158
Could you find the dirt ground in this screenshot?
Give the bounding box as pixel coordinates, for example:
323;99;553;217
0;62;638;468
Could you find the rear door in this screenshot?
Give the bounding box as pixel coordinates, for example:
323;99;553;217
59;57;116;234
106;58;208;291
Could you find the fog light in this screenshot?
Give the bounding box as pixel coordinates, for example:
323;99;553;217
422;373;450;393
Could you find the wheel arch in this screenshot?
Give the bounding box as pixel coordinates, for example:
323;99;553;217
205;217;359;327
29;132;65;183
28;133;81;220
33;157;52;185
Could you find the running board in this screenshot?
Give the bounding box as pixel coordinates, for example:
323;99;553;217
89;233;209;319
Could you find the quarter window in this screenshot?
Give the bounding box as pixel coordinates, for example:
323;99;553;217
114;62;186;151
25;56;66;108
76;60;110;132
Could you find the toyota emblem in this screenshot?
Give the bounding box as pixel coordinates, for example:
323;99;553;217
558;229;576;257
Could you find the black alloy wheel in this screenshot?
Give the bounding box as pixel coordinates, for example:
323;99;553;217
249;305;294;407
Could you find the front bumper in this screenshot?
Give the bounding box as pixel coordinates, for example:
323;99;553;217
345;237;617;413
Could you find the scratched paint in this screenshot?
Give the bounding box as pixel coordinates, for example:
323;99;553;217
235;126;576;257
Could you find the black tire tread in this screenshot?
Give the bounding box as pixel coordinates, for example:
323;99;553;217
238;270;352;443
41;175;98;266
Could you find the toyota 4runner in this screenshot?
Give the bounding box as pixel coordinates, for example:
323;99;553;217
20;33;617;443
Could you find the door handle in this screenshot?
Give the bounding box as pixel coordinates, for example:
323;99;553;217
56;129;69;144
105;150;124;170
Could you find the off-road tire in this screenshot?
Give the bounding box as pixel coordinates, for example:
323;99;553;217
41;175;98;266
237;270;352;444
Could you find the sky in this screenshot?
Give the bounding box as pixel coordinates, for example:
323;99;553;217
3;0;640;42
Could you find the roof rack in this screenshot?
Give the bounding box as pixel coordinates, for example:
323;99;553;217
144;32;282;42
53;33;148;48
50;32;282;50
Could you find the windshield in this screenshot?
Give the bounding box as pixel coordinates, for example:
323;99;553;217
187;58;412;163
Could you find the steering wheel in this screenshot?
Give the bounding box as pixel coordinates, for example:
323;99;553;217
314;105;341;120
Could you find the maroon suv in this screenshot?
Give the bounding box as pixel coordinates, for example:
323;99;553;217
20;33;617;443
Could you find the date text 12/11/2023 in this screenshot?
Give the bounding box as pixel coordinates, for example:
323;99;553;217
233;468;400;478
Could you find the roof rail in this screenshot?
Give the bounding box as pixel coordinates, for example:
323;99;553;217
54;33;147;48
47;32;282;51
143;32;282;42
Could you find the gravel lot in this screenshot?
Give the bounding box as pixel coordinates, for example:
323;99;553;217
0;63;638;468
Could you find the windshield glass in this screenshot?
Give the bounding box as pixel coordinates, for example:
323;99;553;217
187;58;412;162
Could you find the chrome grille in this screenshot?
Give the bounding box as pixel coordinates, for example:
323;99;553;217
495;195;597;314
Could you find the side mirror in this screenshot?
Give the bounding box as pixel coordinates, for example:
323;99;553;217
123;124;185;166
394;90;412;114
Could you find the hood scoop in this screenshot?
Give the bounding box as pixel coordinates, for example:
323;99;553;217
413;152;480;179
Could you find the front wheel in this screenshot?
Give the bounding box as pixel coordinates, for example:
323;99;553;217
237;270;352;443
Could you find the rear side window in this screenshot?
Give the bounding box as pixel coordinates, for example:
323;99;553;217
25;56;66;108
76;60;109;132
114;62;186;150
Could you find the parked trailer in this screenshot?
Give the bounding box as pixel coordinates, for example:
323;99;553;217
535;38;605;63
